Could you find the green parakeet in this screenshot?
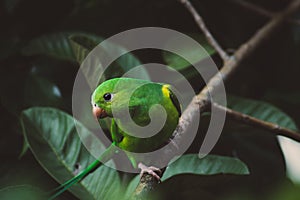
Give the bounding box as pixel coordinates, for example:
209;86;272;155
49;78;181;199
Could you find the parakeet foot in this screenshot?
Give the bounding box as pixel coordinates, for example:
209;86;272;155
138;163;161;180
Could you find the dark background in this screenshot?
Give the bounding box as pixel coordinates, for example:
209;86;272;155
1;0;300;199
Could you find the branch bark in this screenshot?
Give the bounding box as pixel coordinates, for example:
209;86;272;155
132;174;159;200
213;103;300;142
180;0;230;61
133;0;300;197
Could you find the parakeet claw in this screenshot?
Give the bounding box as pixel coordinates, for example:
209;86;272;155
138;163;161;181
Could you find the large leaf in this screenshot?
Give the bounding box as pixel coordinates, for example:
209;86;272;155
21;32;76;61
69;33;103;64
163;34;216;71
226;96;300;184
69;33;106;86
162;154;249;181
69;33;150;132
227;96;298;130
69;33;150;81
20;107;123;200
22;32;150;81
124;154;249;199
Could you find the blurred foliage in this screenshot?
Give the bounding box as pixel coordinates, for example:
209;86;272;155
0;185;44;200
1;0;300;199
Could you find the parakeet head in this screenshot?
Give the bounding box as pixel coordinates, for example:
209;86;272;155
91;78;118;119
91;78;150;120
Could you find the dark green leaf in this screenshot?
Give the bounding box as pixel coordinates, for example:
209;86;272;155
162;154;249;181
69;33;150;81
21;33;76;61
69;33;102;64
224;96;299;186
124;175;140;199
228;96;300;184
227;96;298;130
18;137;29;158
69;33;105;85
163;34;216;71
124;154;249;200
20;107;123;200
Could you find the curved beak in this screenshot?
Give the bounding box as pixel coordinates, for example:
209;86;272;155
93;106;108;120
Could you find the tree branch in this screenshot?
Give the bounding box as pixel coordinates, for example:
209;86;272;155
179;0;230;61
232;0;273;17
132;174;159;200
133;0;300;197
212;103;300;142
230;0;300;26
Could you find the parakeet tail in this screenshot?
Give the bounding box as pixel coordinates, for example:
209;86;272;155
48;144;118;200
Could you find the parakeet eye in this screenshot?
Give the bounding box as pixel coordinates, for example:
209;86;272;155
103;93;113;101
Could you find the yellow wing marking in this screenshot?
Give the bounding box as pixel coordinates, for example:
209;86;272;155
162;84;170;98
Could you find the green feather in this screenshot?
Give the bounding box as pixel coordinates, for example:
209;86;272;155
49;78;181;199
92;78;180;153
48;144;117;200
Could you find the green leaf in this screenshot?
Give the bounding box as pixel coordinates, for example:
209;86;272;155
124;175;140;199
21;32;76;61
69;33;106;86
0;185;44;200
163;34;216;71
225;95;300;184
69;33;150;136
69;33;150;81
156;154;248;200
69;33;102;64
22;32;150;82
18;137;29;159
20;107;123;200
24;74;63;108
162;154;249;181
123;154;249;200
227;95;298;130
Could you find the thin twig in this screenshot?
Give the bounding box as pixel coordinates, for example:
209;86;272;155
213;103;300;142
232;0;274;17
231;0;300;26
133;0;300;197
179;0;230;61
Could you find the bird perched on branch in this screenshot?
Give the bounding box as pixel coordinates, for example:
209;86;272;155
49;78;181;200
